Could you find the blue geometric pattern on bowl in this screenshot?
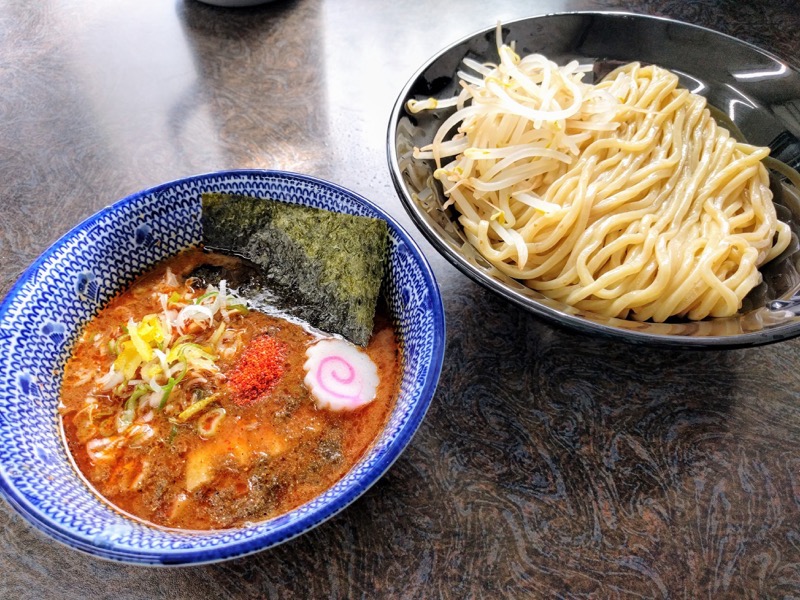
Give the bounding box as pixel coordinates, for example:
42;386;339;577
0;170;445;565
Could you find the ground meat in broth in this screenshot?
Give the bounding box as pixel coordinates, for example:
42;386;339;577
59;247;400;530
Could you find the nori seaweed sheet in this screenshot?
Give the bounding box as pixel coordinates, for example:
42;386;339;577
201;192;389;346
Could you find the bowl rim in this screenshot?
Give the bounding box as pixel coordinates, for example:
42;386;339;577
0;169;446;565
387;10;800;349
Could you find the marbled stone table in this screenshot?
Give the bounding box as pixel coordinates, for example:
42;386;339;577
1;0;799;597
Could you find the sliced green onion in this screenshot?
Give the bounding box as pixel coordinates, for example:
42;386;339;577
168;291;183;305
158;359;188;410
118;384;149;429
169;342;216;362
130;384;151;403
158;377;177;410
171;334;193;348
109;334;130;359
167;424;178;445
169;343;217;374
194;290;219;304
208;321;227;347
226;303;249;315
177;392;220;422
197;407;226;438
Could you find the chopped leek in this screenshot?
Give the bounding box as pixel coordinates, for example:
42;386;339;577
167;424;178;444
97;279;246;428
118;384;150;430
168;291;183;305
158;360;187;410
196;407;226;438
208;321;227;347
158;377;178;410
227;303;249;315
177;393;221;422
194;290;219;304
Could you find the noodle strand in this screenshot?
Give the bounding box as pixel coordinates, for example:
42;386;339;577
410;42;791;321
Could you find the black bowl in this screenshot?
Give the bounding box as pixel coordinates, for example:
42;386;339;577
388;11;800;348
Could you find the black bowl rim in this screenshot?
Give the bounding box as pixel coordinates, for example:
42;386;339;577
387;10;800;349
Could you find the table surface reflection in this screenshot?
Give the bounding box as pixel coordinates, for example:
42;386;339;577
1;0;799;597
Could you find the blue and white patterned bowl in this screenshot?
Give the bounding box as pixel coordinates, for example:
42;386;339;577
0;170;445;565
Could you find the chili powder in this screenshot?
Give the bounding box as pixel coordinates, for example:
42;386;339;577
227;335;286;405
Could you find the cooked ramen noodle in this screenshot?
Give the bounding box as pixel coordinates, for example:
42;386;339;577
408;30;791;321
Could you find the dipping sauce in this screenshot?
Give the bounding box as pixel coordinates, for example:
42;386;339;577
59;248;400;530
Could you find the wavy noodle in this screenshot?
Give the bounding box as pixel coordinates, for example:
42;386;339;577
410;39;791;321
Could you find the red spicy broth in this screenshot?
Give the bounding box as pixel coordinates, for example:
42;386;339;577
58;248;400;530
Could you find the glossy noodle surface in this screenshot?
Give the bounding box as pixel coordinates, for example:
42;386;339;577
411;42;791;322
